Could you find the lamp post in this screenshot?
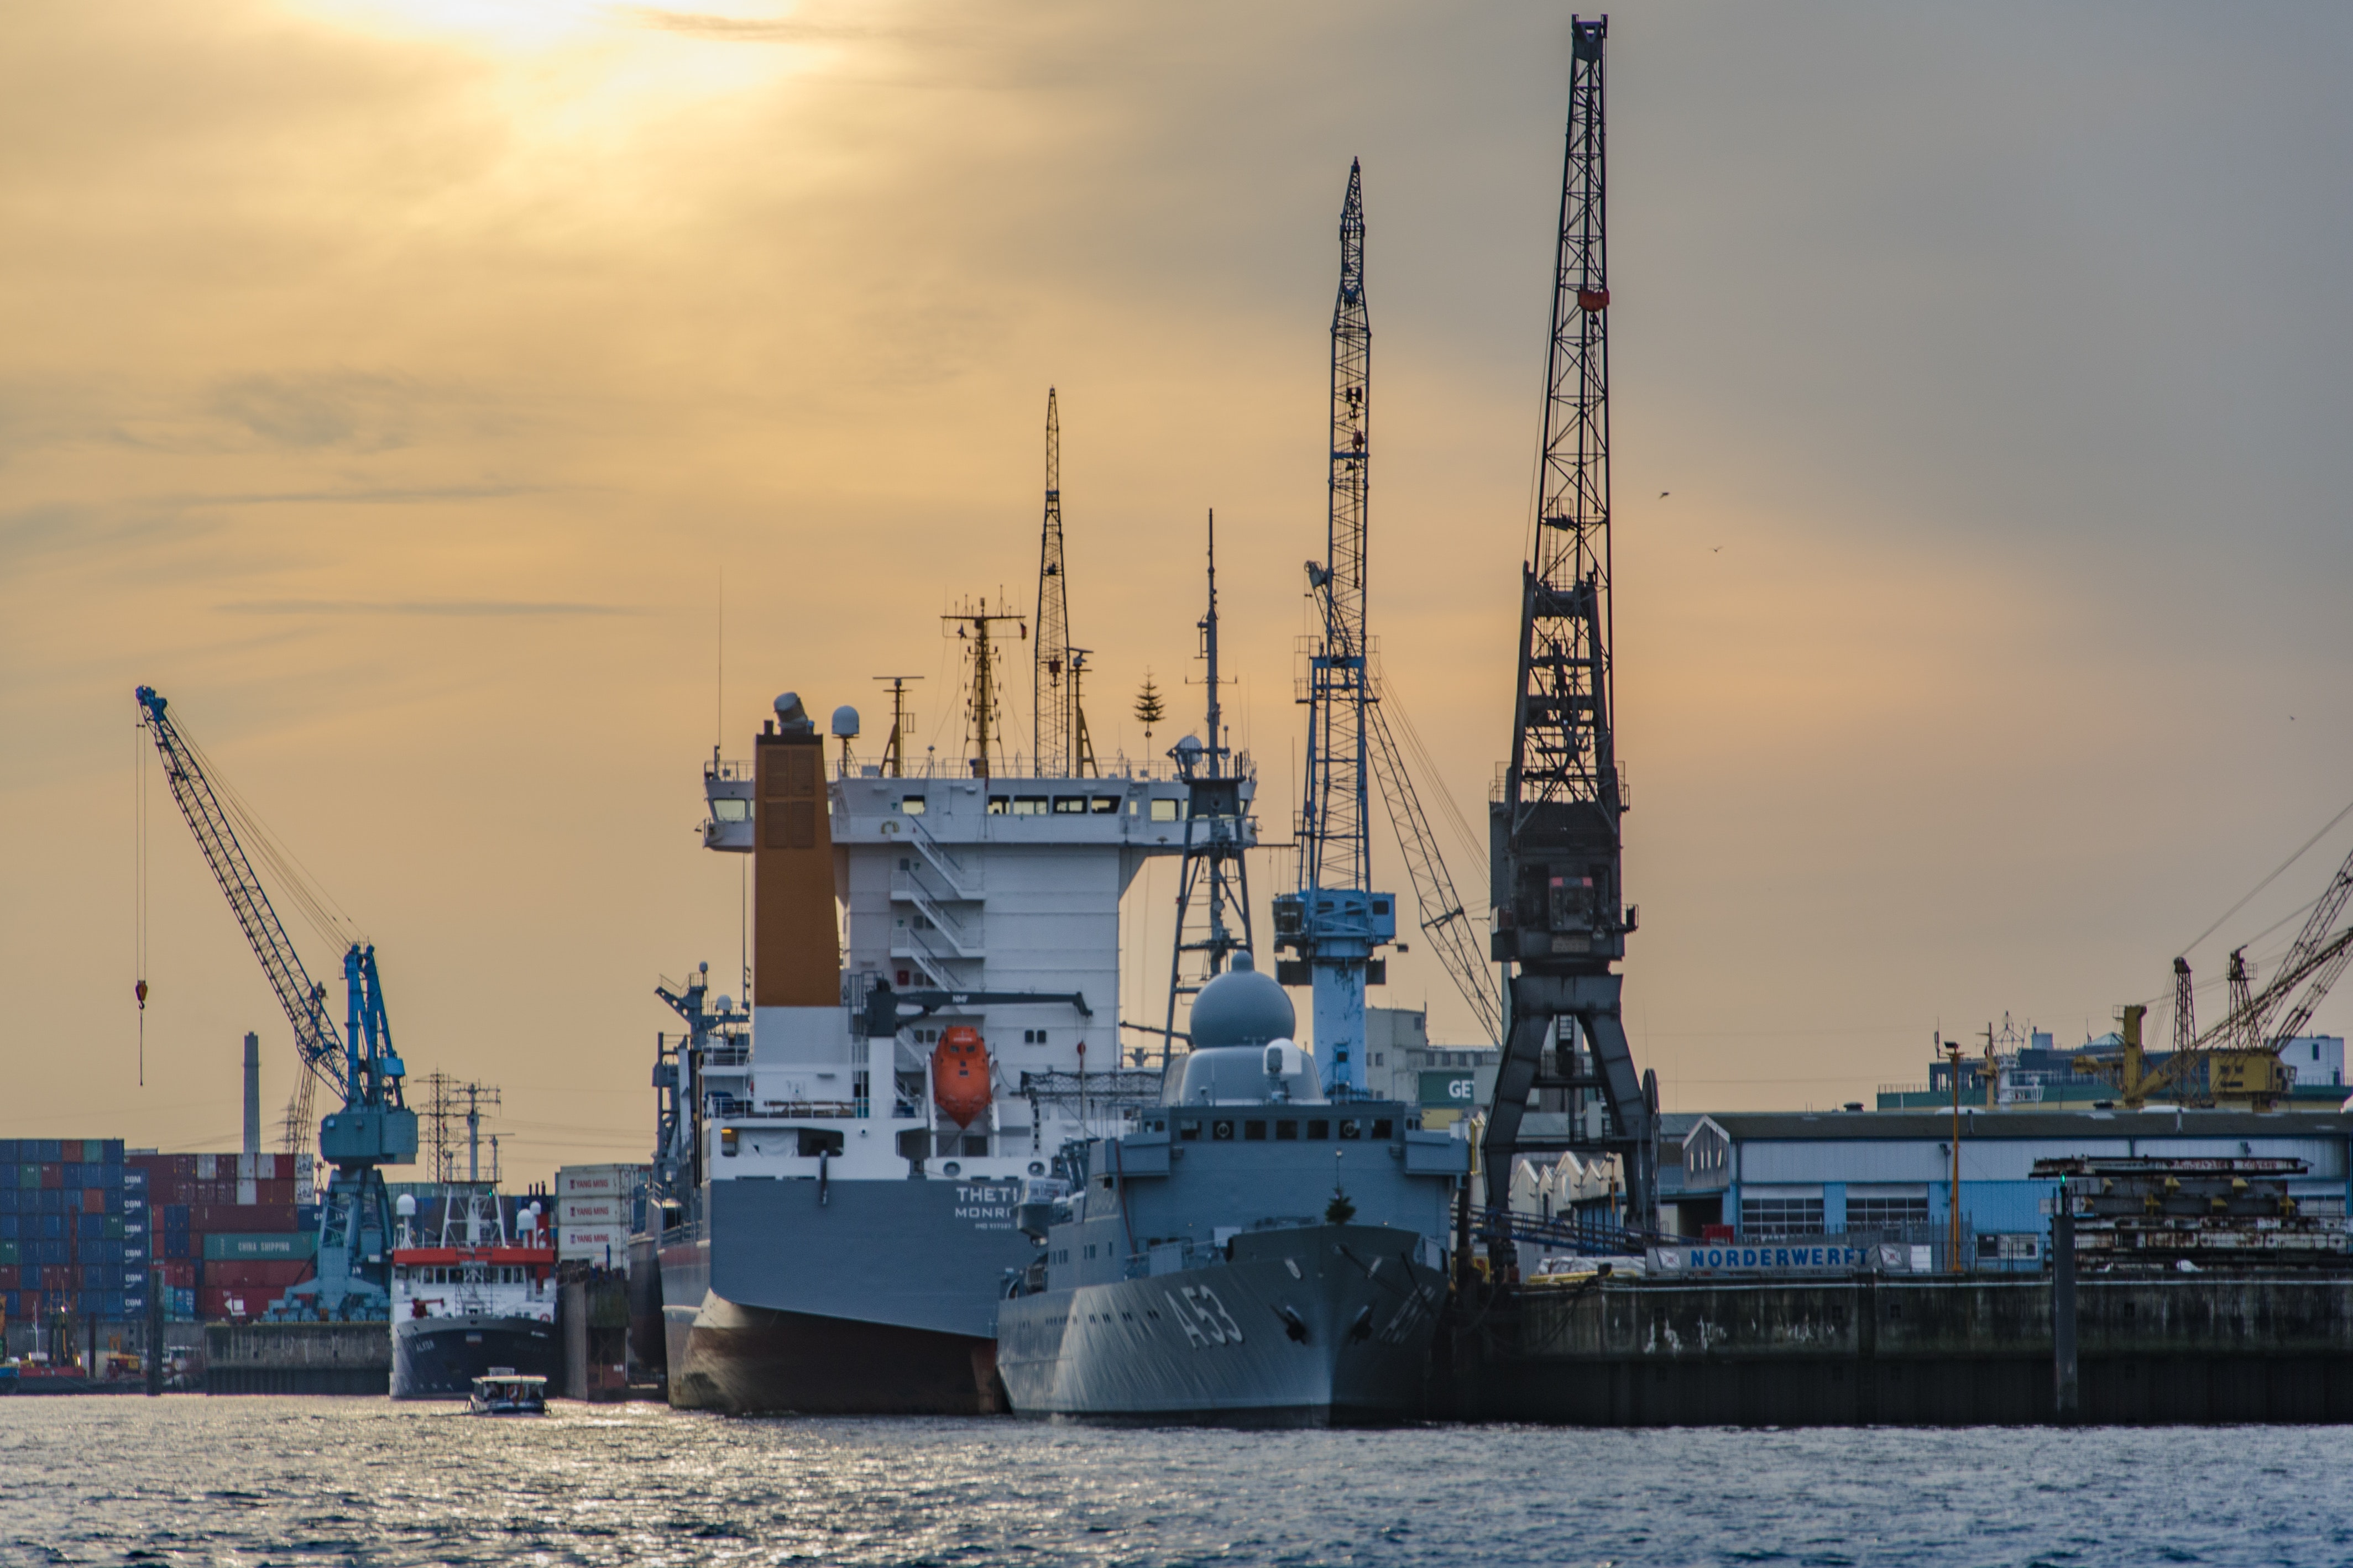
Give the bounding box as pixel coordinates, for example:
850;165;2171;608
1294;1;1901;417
1947;1035;1964;1273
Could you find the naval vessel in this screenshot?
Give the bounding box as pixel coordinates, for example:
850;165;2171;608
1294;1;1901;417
996;956;1465;1423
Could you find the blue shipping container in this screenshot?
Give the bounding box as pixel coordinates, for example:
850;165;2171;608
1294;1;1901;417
0;1141;14;1163
0;1216;13;1239
163;1205;190;1230
163;1234;191;1260
0;1188;13;1212
123;1166;147;1190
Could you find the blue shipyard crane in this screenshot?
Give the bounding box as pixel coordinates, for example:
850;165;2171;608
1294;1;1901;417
1482;17;1661;1235
134;686;418;1319
1275;159;1396;1095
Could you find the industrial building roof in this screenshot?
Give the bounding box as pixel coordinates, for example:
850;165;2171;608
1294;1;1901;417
1697;1109;2353;1141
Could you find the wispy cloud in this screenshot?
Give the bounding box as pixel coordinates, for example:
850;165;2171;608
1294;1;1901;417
219;598;632;617
607;6;845;42
188;484;540;506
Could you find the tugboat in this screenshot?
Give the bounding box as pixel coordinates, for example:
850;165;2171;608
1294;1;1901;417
995;955;1468;1425
390;1188;561;1399
469;1372;548;1415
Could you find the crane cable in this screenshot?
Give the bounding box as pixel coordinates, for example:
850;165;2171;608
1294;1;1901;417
134;719;149;1085
2178;790;2353;960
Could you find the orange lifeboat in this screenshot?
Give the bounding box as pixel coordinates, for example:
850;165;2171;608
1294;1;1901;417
932;1026;992;1129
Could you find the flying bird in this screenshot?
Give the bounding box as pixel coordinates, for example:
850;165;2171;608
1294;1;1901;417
1659;491;1670;499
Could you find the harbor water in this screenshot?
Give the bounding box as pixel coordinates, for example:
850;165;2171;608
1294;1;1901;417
3;1399;2350;1565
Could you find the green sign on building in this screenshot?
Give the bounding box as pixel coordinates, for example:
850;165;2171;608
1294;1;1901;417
1420;1071;1478;1107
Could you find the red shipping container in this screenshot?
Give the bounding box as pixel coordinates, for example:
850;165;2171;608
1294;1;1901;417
82;1189;103;1214
159;1260;198;1288
202;1259;310;1289
198;1285;286;1319
0;1267;15;1289
255;1179;295;1204
189;1204;298;1233
59;1140;83;1163
40;1166;60;1189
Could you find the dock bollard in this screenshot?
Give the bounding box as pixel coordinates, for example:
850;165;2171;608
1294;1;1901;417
2052;1189;2078;1423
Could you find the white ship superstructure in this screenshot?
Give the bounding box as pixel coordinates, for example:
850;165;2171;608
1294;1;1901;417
653;695;1258;1413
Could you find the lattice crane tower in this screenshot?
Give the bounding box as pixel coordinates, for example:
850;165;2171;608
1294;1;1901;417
1275;159;1395;1096
1483;16;1661;1234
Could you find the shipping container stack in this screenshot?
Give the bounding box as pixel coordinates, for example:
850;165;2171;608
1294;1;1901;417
0;1139;142;1332
555;1164;651;1269
130;1151;317;1320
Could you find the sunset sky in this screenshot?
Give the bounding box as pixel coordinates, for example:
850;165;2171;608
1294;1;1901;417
7;1;2353;1181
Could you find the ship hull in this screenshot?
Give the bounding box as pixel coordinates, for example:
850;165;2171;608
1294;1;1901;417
656;1173;1038;1413
996;1225;1444;1425
668;1291;1004;1414
391;1315;562;1400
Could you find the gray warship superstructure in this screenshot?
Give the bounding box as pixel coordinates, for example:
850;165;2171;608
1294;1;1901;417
996;956;1467;1424
647;690;1249;1413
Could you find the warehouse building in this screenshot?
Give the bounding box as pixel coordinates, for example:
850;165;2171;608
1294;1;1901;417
1656;1108;2353;1269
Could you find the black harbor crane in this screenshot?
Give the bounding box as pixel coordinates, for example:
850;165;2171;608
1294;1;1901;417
1482;15;1661;1243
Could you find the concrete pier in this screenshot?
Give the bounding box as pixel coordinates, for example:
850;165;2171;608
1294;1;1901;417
205;1322;390;1394
1441;1274;2353;1425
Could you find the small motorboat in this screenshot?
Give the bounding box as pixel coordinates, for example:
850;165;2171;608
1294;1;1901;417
469;1371;548;1415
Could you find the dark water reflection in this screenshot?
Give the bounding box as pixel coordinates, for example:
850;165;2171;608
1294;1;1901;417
2;1397;2347;1566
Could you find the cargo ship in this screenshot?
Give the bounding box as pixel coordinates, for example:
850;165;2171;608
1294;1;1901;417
646;685;1239;1414
996;957;1464;1424
388;1187;559;1399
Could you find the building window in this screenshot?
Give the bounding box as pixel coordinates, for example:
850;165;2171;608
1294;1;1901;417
1847;1195;1931;1231
1740;1194;1824;1237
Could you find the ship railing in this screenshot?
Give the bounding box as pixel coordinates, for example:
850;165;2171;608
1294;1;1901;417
891;878;984;956
874;752;1254;785
903;812;979;899
754;1099;861;1119
887;934;960;992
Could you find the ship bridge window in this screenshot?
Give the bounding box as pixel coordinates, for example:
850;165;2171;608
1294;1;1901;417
1275;1120;1298;1141
1053;796;1086;814
1012;796;1048;816
712;798;750;822
988;796;1010;814
901;796;926;815
1243;1121;1267;1141
1178;1121;1200;1141
1371;1119;1394;1139
1306;1120;1330;1140
1090;796;1119;814
1150;798;1184;822
1338;1120;1363;1140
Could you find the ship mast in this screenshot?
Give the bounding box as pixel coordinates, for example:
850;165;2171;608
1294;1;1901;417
1033;389;1082;778
943;597;1024;779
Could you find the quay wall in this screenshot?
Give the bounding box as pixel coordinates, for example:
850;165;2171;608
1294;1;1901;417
205;1322;389;1395
1445;1275;2353;1425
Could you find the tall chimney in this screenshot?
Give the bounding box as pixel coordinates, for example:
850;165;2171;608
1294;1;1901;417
755;693;843;1008
242;1031;261;1158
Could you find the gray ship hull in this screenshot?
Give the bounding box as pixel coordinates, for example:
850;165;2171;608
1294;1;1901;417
391;1315;562;1400
996;1224;1446;1425
657;1176;1035;1413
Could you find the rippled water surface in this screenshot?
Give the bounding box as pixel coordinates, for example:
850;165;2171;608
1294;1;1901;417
2;1398;2349;1566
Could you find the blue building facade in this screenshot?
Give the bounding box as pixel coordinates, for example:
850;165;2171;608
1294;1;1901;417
1656;1109;2352;1271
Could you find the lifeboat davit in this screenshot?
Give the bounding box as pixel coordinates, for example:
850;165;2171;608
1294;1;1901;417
932;1026;992;1129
